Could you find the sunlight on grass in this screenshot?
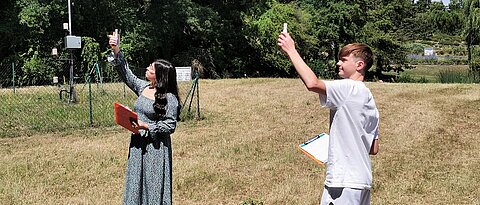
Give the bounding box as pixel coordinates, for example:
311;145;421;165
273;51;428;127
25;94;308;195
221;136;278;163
1;79;479;204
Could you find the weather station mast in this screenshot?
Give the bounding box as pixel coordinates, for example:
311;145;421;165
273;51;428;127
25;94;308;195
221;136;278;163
64;0;81;103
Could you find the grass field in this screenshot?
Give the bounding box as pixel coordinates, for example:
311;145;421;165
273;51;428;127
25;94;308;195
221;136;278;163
0;81;195;138
400;64;470;82
1;78;479;204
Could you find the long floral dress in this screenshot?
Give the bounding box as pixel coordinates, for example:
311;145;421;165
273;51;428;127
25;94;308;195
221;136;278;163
111;52;178;205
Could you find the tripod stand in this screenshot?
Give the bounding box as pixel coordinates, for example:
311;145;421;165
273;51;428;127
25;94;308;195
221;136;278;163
180;71;201;119
80;62;104;93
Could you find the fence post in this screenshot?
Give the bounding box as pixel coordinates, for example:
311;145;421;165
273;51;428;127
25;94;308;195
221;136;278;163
89;75;93;126
195;73;200;118
12;62;15;94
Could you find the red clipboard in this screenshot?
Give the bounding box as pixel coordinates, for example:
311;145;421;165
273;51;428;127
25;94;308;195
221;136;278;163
114;102;139;134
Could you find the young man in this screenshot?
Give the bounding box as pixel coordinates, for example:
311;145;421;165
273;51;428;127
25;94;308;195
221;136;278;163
278;32;379;205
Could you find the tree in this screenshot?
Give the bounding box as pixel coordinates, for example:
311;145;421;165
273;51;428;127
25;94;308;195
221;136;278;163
244;1;318;76
359;0;414;80
308;1;367;76
464;0;480;77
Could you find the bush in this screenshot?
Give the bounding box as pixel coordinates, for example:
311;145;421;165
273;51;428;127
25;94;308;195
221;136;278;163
417;76;429;83
310;59;336;79
21;49;55;86
439;70;480;83
406;43;427;55
397;74;416;83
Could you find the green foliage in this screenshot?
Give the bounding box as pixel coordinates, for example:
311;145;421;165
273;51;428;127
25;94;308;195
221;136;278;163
464;0;480;45
402;0;464;40
244;1;316;76
416;9;464;36
309;59;337;79
439;69;480;83
20;48;55;86
406;43;428;55
81;37;100;77
17;0;51;35
311;1;366;44
417;76;429;83
0;0;473;81
470;45;480;77
464;0;480;77
0;55;19;87
433;34;464;46
407;57;468;65
397;74;431;83
396;74;414;83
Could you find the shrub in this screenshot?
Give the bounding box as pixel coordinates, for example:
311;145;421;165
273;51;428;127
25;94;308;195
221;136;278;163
417;76;429;83
439;70;479;83
397;74;416;83
21;49;55;86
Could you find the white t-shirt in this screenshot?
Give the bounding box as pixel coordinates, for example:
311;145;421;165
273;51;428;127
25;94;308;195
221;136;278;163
320;79;379;190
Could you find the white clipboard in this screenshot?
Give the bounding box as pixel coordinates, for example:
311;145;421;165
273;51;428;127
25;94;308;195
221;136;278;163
298;133;330;166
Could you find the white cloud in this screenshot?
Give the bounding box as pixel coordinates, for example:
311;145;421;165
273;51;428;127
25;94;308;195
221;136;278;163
432;0;450;5
415;0;450;5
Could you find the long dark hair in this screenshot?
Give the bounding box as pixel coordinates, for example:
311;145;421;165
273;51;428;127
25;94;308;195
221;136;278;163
152;59;181;120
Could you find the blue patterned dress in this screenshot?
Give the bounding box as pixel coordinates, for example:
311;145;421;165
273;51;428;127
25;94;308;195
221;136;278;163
111;52;178;205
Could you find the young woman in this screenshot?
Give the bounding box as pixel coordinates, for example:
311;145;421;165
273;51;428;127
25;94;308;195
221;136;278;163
108;34;180;205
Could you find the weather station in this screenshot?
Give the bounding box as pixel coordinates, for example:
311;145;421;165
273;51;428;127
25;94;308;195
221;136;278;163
52;0;81;103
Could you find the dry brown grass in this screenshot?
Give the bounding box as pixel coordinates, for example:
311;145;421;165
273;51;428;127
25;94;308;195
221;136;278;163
0;78;479;204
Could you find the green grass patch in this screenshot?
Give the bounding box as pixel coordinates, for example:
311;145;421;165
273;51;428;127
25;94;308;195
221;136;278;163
0;81;197;138
439;70;480;83
398;65;470;83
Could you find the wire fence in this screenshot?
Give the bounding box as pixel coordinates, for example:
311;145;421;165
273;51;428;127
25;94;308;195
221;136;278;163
0;60;201;138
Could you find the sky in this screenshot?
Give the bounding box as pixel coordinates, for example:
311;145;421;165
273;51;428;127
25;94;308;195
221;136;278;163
416;0;451;5
434;0;450;5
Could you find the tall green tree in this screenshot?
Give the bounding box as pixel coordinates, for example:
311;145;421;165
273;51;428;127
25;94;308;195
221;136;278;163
13;0;68;85
308;1;367;75
464;0;480;77
303;0;413;80
190;0;270;78
0;0;473;82
359;0;413;80
0;0;19;61
244;1;318;76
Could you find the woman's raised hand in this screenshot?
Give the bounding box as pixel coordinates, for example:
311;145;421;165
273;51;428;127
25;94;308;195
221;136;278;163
108;32;120;54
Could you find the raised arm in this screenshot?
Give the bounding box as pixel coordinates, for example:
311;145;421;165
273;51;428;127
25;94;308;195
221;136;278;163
108;34;147;95
277;32;326;95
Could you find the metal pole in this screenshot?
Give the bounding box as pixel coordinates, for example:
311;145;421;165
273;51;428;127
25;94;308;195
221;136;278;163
67;0;72;35
182;78;196;113
12;62;15;95
195;74;200;118
69;51;75;103
89;75;93;126
67;0;76;103
188;79;196;113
